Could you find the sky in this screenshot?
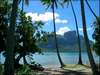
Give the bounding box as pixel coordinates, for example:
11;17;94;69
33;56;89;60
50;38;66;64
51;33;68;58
19;0;99;40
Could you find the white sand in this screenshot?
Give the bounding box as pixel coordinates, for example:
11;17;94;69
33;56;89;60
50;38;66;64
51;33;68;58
36;64;93;75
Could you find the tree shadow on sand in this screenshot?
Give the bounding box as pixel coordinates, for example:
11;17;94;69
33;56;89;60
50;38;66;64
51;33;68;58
37;68;92;75
61;69;92;75
37;64;93;75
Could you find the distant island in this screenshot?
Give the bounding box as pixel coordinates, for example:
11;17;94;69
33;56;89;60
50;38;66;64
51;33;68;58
39;31;93;52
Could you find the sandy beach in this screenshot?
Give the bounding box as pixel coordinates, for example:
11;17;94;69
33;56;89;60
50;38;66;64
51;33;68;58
34;64;93;75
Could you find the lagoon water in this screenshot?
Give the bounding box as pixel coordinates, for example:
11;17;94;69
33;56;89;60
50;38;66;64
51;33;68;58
32;52;99;66
0;52;99;66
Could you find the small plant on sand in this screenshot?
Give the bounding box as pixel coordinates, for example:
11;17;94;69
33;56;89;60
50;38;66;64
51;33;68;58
16;65;32;75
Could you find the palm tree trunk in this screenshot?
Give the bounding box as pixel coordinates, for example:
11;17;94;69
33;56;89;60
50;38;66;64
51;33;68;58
14;54;22;69
80;0;99;75
23;54;28;64
52;2;65;68
15;52;28;65
15;54;23;64
4;0;18;75
70;0;82;65
86;0;100;72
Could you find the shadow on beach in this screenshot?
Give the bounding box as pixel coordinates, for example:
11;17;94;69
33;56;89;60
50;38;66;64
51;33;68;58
61;69;92;75
37;65;93;75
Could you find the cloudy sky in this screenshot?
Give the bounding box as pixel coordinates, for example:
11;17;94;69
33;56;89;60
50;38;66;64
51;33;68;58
19;0;99;40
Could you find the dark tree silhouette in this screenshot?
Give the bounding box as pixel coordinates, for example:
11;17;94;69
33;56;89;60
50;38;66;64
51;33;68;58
41;0;65;67
80;0;99;75
4;0;19;75
70;0;83;65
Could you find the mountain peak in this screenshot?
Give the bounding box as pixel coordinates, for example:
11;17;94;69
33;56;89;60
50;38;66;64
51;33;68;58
39;31;89;52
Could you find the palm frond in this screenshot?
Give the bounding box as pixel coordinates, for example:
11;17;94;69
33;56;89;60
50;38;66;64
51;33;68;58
41;0;58;9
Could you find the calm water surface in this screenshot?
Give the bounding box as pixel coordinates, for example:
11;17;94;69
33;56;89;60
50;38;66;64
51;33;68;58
0;52;99;66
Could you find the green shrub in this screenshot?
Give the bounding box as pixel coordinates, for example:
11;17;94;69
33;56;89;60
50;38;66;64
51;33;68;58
16;65;31;75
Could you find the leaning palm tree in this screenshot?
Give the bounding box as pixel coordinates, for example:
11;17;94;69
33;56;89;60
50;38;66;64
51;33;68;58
86;0;100;72
41;0;65;67
80;0;99;75
70;0;83;65
63;0;83;65
4;0;19;75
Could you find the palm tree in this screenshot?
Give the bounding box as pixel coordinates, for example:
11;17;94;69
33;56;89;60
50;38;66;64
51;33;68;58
62;0;83;65
70;0;83;65
41;0;65;67
4;0;19;75
86;0;100;72
80;0;99;75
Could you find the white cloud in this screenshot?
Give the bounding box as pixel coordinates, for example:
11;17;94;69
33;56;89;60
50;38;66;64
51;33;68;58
26;13;39;21
56;27;71;35
26;12;68;24
55;19;68;24
26;12;59;22
79;28;92;31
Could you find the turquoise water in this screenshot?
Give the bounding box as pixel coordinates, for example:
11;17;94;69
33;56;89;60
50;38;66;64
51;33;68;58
31;52;99;66
0;52;99;66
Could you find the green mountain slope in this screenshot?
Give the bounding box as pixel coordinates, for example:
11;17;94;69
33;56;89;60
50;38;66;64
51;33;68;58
39;31;92;52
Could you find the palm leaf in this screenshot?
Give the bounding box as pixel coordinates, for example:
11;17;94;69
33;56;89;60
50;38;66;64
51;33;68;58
41;0;58;9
